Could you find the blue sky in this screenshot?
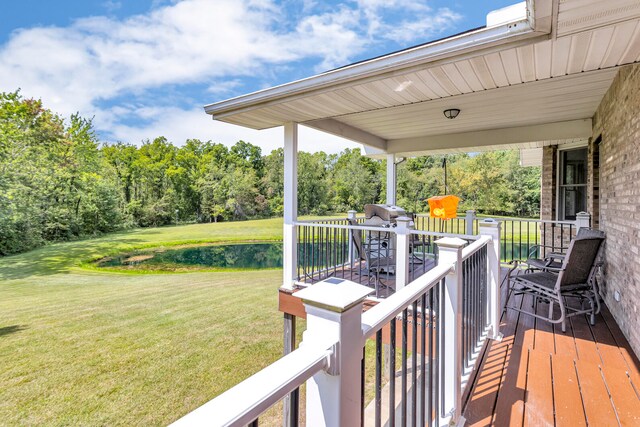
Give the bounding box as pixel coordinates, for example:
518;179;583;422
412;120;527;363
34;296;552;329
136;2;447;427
0;0;515;153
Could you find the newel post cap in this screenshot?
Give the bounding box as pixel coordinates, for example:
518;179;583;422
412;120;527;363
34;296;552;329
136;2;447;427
395;216;411;233
434;237;467;249
479;218;500;228
294;278;373;313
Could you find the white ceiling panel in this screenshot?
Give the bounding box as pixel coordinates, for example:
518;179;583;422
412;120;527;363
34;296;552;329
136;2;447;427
534;40;553;79
468;56;498;89
335;69;617;141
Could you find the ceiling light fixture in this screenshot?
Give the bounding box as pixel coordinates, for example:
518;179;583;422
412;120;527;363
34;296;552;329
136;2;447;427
443;108;461;119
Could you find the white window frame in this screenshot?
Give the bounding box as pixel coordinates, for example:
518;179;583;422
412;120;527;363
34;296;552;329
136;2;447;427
556;141;588;221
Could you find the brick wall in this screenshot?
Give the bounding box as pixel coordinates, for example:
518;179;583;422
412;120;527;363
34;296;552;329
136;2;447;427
540;146;556;222
591;63;640;356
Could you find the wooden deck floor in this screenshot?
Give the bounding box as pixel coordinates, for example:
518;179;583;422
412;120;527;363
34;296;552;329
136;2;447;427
463;284;640;426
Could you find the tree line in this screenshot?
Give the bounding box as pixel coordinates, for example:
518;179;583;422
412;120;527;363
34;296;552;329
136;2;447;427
0;91;540;256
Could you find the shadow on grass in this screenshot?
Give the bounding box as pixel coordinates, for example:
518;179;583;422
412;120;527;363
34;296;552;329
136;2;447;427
0;325;28;337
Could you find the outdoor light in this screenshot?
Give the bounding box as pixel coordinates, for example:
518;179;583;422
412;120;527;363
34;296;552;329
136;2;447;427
443;108;461;119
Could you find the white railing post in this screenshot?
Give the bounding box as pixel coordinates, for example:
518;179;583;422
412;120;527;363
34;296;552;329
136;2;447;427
295;280;373;427
576;211;591;230
479;219;503;341
465;210;476;235
435;237;466;425
283;122;298;290
395;216;411;291
347;210;357;268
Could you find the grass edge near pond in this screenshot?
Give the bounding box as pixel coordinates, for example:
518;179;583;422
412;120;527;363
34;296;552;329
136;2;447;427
80;239;284;275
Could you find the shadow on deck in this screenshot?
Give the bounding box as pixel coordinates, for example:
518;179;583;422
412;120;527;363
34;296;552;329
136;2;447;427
463;274;640;426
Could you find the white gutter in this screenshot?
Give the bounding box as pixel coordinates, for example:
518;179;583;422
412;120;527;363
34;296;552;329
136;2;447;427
204;2;551;119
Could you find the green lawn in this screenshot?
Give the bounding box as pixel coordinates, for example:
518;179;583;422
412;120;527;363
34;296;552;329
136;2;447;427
0;219;293;426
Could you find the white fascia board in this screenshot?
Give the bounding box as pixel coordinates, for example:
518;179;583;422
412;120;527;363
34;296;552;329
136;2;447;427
387;119;592;154
204;2;549;120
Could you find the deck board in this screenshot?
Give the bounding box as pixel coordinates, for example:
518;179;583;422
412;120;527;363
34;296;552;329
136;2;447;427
464;293;523;427
600;308;640;387
532;298;555;355
570;312;603;365
523;349;554;427
463;296;640;427
492;293;535;427
601;364;640;425
551;354;586;427
574;359;618;425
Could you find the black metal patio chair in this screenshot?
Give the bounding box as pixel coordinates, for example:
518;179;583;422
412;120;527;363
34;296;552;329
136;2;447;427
348;218;396;298
506;235;604;332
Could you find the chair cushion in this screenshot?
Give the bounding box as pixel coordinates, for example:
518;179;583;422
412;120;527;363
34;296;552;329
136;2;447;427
514;271;591;293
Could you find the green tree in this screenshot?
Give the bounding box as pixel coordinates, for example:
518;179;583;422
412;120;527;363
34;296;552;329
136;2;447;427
330;148;382;211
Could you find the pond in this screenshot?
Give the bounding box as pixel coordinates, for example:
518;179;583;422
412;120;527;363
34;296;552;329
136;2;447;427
97;243;284;271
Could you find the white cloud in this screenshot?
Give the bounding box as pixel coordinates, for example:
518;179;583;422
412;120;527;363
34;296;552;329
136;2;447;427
103;1;122;13
0;0;461;153
385;8;461;43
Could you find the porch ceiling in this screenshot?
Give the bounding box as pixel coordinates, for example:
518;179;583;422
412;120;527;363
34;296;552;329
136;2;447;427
205;0;640;155
334;70;615;139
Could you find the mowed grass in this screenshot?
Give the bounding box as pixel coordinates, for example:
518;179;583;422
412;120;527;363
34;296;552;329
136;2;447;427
0;219;294;426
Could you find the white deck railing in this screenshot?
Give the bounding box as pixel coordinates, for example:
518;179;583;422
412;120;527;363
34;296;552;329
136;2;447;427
416;211;591;263
172;219;503;427
293;216;478;297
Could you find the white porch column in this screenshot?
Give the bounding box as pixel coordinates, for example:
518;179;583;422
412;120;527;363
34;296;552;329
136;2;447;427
479;219;503;341
386;153;396;205
296;280;372;427
435;237;466;425
283;122;298;290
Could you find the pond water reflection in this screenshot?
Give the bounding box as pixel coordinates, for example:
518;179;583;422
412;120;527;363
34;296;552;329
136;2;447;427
97;243;283;270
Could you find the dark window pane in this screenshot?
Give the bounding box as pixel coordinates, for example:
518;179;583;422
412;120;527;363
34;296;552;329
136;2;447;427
562;148;587;185
562;185;586;220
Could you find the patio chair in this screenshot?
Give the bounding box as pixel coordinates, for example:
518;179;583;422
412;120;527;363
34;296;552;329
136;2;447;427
348;218;396;298
506;235;604;332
